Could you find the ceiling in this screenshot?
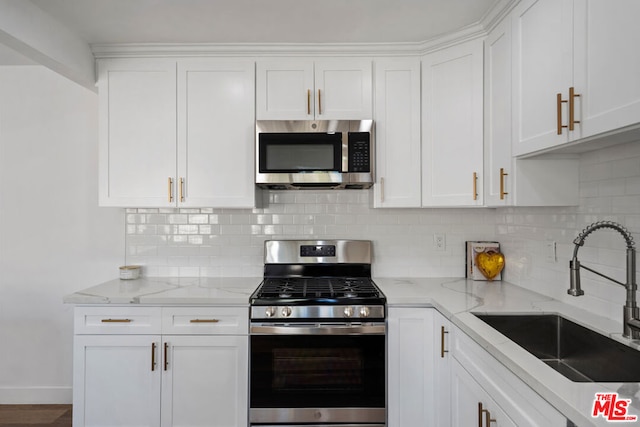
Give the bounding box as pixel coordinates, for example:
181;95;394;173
28;0;498;45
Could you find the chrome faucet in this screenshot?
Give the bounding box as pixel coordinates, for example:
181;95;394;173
569;220;640;339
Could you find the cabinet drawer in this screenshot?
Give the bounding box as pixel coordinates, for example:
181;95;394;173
74;306;162;335
162;307;248;335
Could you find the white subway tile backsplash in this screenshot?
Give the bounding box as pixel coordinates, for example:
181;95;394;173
123;140;640;326
497;140;640;324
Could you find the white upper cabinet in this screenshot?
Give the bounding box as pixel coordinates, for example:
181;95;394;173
98;58;177;207
573;0;640;139
373;58;421;208
177;59;256;208
484;16;579;207
512;0;574;156
98;58;256;208
256;58;372;120
422;39;484;207
513;0;640;156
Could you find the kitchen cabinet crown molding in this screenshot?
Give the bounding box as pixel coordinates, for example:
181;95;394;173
89;22;493;61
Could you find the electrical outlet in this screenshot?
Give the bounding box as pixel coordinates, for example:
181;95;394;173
434;233;446;251
545;240;557;263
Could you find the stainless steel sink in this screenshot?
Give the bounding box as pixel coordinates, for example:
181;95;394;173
474;314;640;382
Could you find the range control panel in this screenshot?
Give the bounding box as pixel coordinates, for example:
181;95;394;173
300;245;336;257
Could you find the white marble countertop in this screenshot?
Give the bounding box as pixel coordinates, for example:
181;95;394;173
63;277;259;305
64;276;640;426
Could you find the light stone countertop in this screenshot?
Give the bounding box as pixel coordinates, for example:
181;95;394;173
64;276;640;427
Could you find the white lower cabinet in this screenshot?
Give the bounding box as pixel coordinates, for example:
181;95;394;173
74;335;162;427
388;307;567;426
161;335;248;427
451;358;516;427
387;307;451;426
73;307;248;427
451;324;567;427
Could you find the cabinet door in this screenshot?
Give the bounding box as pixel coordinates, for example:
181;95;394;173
161;336;248;427
451;359;516;427
373;59;421;207
256;60;314;119
433;311;452;426
98;58;177;207
573;0;640;139
484;18;513;207
73;335;161;427
314;59;372;119
177;59;256;208
422;39;484;206
512;0;574;156
387;307;435;427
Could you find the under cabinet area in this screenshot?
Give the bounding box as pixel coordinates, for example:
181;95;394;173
256;58;372;120
73;306;248;427
98;58;256;208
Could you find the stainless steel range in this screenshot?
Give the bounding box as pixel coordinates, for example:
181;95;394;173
249;239;386;427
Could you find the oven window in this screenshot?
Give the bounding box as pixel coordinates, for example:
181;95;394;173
250;334;385;408
259;133;342;173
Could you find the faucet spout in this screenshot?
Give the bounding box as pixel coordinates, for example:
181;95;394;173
568;221;639;339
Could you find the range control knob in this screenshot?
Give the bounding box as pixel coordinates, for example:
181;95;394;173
281;306;292;318
359;306;371;318
343;306;354;318
265;307;276;318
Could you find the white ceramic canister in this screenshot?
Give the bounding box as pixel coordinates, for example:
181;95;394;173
119;265;141;280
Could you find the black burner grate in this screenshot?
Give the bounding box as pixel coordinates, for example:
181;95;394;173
258;277;380;299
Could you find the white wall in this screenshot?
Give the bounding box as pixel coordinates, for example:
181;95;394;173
0;66;123;403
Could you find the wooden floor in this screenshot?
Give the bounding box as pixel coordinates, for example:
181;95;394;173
0;405;71;427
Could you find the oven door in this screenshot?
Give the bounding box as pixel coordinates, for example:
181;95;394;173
250;323;385;425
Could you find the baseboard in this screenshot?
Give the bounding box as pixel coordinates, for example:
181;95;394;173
0;387;72;404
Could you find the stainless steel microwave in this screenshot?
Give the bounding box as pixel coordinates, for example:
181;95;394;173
255;120;374;190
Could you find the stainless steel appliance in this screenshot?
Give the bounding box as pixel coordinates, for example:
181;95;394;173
255;120;374;190
249;240;386;427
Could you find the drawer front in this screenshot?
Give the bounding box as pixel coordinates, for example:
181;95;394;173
162;307;248;335
74;306;162;335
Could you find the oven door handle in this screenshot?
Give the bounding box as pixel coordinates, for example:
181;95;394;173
250;324;386;335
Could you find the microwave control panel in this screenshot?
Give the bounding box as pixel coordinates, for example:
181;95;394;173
348;132;371;173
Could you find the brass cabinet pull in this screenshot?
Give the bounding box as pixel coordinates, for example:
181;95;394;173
151;342;157;371
317;89;322;115
101;318;132;323
164;342;169;371
179;177;185;202
569;86;581;131
168;177;174;203
472;172;478;201
557;93;568;134
499;168;509;200
189;319;220;323
478;402;496;426
440;325;449;358
307;89;311;115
